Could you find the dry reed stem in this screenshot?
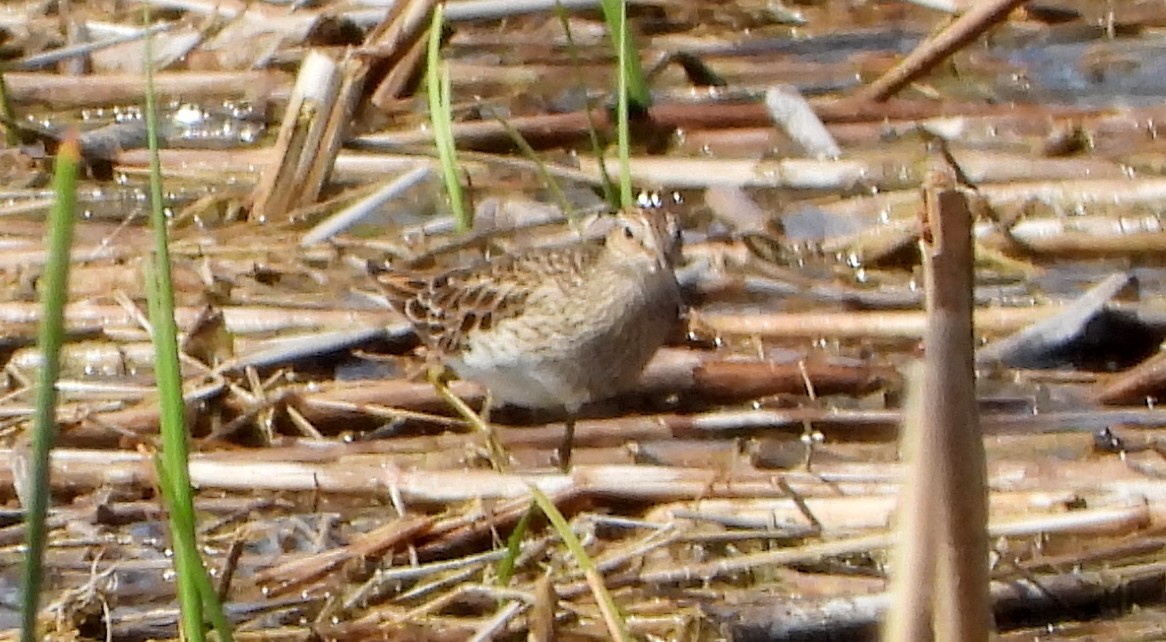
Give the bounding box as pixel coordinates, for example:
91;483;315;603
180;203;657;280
250;52;344;219
694;306;1055;339
363;0;438;107
578;150;1126;191
3;446;1163;529
931;185;991;640
853;0;1030;102
2;70;291;106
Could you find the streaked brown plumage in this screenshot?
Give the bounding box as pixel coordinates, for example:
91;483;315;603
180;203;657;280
377;208;682;468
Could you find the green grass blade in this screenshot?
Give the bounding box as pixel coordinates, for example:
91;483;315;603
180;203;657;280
496;501;536;587
613;0;633;209
0;68;20;147
527;485;632;642
153;451;236;639
597;0;649;109
141;3;234;639
143;42;204;642
554;2;617;209
427;4;469;231
488;112;572;219
19;132;80;642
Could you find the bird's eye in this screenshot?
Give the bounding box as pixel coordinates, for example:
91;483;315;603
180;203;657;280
623;226;635;239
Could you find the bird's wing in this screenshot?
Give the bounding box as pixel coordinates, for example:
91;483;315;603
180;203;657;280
375;244;602;353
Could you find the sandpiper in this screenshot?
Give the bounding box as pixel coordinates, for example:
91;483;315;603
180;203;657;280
376;208;683;469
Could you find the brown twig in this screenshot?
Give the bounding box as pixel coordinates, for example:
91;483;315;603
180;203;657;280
853;0;1030;102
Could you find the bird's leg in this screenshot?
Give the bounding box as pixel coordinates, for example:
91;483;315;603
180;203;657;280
556;413;576;472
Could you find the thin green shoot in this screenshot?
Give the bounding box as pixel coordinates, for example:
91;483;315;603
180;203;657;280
597;0;650;110
426;4;469;231
0;68;20;147
612;0;634;209
527;485;632;642
142;3;234;640
427;365;508;472
19;132;79;642
495;501;536;587
487;109;573;220
554;2;617;209
152;450;234;635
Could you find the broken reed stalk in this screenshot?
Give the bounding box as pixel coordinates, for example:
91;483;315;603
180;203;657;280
886;170;991;641
249;51;343;220
923;178;991;641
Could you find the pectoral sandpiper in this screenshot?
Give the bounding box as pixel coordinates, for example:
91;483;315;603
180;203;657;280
376;208;683;469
